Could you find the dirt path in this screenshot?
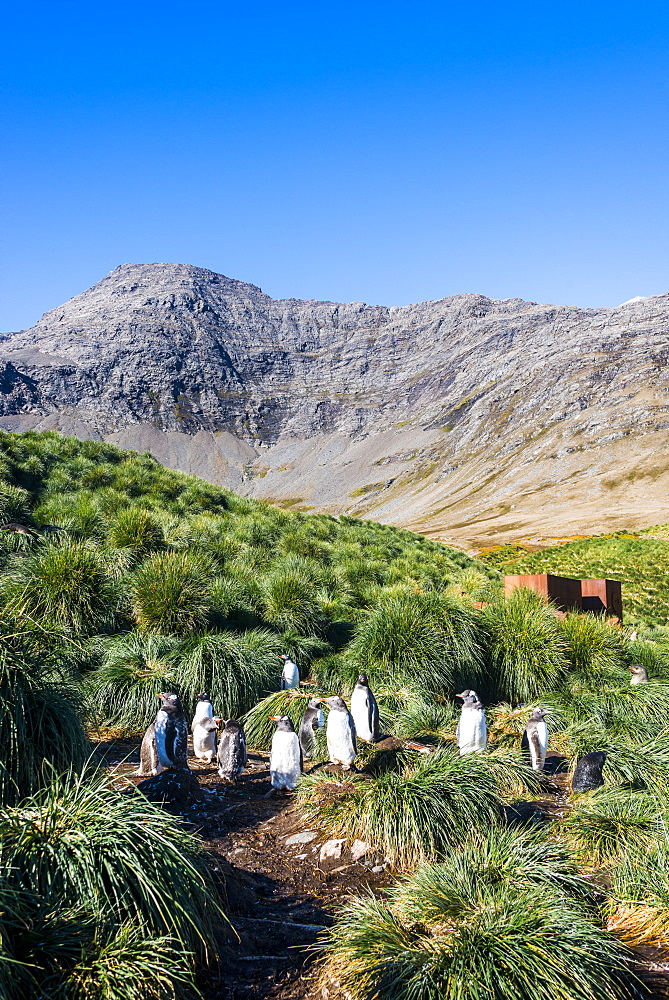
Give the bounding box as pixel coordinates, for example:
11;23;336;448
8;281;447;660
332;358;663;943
99;738;392;999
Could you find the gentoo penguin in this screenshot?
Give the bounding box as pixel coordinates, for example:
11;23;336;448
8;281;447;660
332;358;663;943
192;716;220;763
322;696;357;769
137;693;189;776
269;715;302;791
521;708;552;771
455;690;488;755
191;693;217;762
299;697;324;759
217;719;247;781
350;675;380;743
280;654;300;690
629;664;649;685
572;751;607;792
192;692;214;728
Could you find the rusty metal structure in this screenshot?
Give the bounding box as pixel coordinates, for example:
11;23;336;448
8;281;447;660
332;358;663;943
504;573;623;621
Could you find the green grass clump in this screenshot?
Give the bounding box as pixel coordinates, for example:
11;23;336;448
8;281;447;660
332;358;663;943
481;588;568;702
561;786;665;867
107;505;165;556
347;587;482;694
319;828;636;1000
130;550;215;635
0;640;89;804
85;633;182;731
0;767;223;961
2;539;117;635
297;749;518;867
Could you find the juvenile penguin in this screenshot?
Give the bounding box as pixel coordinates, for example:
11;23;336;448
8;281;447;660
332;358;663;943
455;690;488;754
217;719;247;781
572;751;607;792
323;696;357;769
137;693;189;776
350;675;380;743
629;664;649;685
192;715;220;763
192;692;214;729
269;715;302;790
279;654;300;690
522;708;552;771
299;697;324;759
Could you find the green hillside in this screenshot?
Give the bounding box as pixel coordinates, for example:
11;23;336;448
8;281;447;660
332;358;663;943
479;533;669;626
5;431;669;995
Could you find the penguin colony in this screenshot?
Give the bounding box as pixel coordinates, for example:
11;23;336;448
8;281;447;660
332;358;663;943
136;649;630;791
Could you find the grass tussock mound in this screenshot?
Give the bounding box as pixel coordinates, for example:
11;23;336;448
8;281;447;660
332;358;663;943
297;748;535;867
319;828;637;1000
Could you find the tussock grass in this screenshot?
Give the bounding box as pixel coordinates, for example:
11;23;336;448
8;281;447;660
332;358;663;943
2;539;118;634
243;688;323;751
297;749;516;867
481;588;568;702
107;505;164;556
347;587;483;694
561;786;665;867
609;827;669;949
0;641;89;804
319;835;635;1000
86;633;181;731
0;767;223;959
130;550;215;635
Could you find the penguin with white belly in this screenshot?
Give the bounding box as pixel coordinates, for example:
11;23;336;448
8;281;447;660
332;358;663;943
299;697;324;759
192;715;220;763
217;719;247;781
269;715;302;791
350;675;380;743
137;692;189;776
279;654;300;690
192;692;214;728
521;708;553;771
322;696;357;769
455;690;488;754
629;664;649;685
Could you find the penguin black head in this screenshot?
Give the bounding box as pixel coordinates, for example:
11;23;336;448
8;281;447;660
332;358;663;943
629;664;649;680
357;675;369;686
270;714;296;732
528;707;552;722
223;718;241;731
158;692;183;714
196;692;210;702
279;654;290;662
322;696;347;712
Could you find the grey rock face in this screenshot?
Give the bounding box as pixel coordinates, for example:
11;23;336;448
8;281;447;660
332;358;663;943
2;263;669;547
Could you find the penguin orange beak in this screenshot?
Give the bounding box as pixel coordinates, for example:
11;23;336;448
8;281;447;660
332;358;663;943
543;711;554;715
157;693;165;699
269;715;281;721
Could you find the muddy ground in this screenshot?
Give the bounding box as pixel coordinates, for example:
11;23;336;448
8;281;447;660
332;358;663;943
96;739;669;1000
98;737;393;999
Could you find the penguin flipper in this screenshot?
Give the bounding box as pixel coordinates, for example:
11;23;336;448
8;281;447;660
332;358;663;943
529;731;542;769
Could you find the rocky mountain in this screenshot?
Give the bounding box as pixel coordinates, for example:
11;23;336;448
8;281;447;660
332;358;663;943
1;262;668;550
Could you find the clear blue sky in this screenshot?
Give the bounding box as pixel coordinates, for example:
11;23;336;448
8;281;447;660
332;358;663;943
1;1;668;331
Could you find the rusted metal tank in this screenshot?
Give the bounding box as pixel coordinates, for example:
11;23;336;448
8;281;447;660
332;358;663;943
580;578;623;621
504;574;582;612
504;573;622;621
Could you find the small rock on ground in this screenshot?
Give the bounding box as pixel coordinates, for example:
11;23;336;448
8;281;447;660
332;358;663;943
285;831;318;846
320;838;346;862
